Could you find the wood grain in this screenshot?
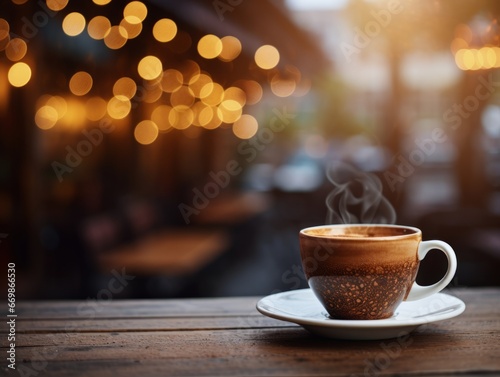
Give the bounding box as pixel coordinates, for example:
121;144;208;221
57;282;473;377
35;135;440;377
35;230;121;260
3;288;500;377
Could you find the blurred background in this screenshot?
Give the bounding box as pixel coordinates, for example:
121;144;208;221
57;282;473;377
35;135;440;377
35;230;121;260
1;0;500;300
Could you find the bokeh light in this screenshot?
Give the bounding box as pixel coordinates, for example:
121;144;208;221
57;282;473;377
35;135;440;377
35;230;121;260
35;106;58;130
219;36;242;62
270;72;296;97
200;82;224;106
120;18;142;39
142;83;163;103
88;16;111;40
107;96;131;119
161;69;183;93
189;73;213;98
179;60;200;84
86;97;108;121
170;85;195;107
153;19;177;42
46;96;68;119
104;25;128;49
223;86;246;106
454;47;500;70
134;120;158;145
197;34;222;59
169;105;194;129
62;12;86;37
5;38;27;61
235;80;263;105
151;105;173;131
8;62;31;87
93;0;112;4
46;0;68;11
138;55;162;80
69;71;93;96
0;19;9;52
232;114;258;139
123;1;148;25
113;77;137;99
217;99;242;123
254;44;280;70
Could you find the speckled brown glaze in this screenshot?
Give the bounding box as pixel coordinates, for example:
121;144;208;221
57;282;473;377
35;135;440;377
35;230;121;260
299;224;421;320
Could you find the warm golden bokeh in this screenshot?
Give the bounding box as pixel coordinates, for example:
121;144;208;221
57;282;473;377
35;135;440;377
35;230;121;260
219;36;242;62
85;97;108;121
46;96;68;120
151;105;173;131
107;96;131;119
232;114;258;139
8;62;31;87
188;73;213;98
200;82;224;106
88;16;112;40
69;72;93;96
142;83;163;103
134;120;158;145
223;86;246;106
35;106;59;130
120;18;142;39
161;69;183;93
170;85;195;107
46;0;69;11
217;100;242;124
113;77;137;99
124;1;148;25
62;12;86;37
197;34;223;59
179;60;200;84
254;44;280;70
104;25;128;49
234;80;263;105
169;105;194;129
138;55;163;80
93;0;112;5
5;38;27;61
455;47;500;70
153;18;177;43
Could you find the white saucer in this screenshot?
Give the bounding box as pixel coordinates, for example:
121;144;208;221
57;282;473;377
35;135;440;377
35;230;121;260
256;289;465;340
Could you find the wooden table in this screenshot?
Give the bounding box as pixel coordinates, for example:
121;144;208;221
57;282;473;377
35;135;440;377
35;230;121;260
97;229;228;276
7;288;500;376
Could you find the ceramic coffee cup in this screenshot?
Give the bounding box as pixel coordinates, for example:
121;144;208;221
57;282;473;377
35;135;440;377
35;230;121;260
299;224;457;320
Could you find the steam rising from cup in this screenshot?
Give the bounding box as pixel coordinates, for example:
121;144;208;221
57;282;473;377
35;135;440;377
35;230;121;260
325;161;396;224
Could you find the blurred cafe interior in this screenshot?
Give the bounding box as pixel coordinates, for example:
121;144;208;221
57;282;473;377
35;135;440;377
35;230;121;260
1;0;500;300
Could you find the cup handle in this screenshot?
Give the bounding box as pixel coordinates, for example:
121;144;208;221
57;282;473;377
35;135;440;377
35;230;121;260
406;240;457;301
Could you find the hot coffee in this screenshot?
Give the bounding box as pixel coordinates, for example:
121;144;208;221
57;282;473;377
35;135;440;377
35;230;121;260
299;224;457;320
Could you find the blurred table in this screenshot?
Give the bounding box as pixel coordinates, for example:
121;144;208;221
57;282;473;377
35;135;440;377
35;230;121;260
97;229;228;276
192;191;270;225
11;288;500;376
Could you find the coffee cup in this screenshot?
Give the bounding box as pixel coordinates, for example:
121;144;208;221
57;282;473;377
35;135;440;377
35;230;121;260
299;224;457;320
